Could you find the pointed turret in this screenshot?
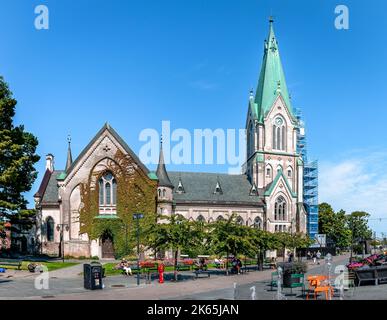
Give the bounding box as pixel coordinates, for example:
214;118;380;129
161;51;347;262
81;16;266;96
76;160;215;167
253;17;293;122
156;138;174;188
65;135;73;172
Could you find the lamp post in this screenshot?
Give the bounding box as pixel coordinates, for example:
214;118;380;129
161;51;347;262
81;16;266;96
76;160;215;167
120;219;129;256
133;213;144;286
56;224;69;263
290;218;296;261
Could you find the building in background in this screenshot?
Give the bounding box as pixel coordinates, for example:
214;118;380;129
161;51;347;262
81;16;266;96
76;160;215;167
295;108;319;241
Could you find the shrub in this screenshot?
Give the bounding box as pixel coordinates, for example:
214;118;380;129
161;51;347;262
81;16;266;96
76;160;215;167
277;261;308;275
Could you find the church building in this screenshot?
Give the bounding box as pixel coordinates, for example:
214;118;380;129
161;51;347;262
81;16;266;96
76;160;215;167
34;19;307;258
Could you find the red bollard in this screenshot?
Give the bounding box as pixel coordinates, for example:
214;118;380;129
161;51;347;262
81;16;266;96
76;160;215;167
158;263;165;284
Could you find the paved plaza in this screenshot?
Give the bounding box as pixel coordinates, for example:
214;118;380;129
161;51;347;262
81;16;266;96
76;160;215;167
0;254;386;300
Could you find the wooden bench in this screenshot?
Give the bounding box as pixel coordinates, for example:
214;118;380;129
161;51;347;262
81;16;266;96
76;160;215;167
243;261;259;273
176;264;192;272
194;270;210;279
0;259;22;270
144;267;159;283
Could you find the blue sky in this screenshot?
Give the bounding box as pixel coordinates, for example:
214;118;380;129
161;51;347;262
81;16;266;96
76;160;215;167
1;0;387;235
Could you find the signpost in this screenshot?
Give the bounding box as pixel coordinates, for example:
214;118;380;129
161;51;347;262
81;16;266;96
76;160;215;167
310;234;326;248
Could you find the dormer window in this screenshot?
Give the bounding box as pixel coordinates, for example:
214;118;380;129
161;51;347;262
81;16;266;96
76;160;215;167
214;180;223;195
176;179;185;194
99;172;117;215
250;183;258;196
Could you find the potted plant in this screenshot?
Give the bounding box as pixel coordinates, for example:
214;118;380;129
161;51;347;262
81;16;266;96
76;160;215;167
278;261;308;287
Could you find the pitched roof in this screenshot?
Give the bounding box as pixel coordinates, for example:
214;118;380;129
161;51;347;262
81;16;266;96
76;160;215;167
264;169;297;198
65;139;73;172
66;123;150;176
41;170;64;205
168;172;263;206
34;169;52;198
37;170;264;207
156;143;174;188
253;19;294;123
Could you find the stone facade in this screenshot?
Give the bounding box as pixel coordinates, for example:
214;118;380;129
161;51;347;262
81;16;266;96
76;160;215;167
34;19;307;259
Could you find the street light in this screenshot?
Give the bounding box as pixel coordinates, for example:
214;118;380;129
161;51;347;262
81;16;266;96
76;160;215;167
119;219;129;256
133;213;144;286
56;223;69;263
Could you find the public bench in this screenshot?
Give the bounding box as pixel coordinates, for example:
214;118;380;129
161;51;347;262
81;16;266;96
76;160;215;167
176;264;192;272
143;266;159;283
0;259;22;270
243;260;259;272
193;270;210;279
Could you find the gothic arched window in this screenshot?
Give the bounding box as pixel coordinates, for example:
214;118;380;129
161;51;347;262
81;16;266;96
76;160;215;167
272;116;286;151
253;217;262;229
274;196;287;221
197;215;205;223
216;215;224;222
99;172;117;210
287;167;292;178
46;217;55;242
236;216;244;225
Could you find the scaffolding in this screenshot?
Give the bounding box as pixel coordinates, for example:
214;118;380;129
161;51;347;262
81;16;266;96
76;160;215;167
295;108;319;239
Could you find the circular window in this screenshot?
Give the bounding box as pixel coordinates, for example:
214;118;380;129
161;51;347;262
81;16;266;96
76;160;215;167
275;117;283;126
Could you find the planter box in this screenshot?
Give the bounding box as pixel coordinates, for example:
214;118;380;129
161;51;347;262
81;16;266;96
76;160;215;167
283;273;303;287
376;266;387;284
355;268;377;286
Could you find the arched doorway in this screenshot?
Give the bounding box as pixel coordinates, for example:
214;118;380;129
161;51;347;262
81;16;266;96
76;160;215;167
101;231;115;259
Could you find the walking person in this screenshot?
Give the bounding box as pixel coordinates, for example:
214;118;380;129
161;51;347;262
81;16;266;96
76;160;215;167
307;251;312;260
312;251;317;264
316;250;321;265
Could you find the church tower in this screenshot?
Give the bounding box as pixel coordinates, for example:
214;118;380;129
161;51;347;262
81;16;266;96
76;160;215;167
156;139;174;215
246;18;306;233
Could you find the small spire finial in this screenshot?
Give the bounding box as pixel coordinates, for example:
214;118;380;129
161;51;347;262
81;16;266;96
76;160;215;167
65;134;73;172
160;134;163;146
269;15;274;23
249;88;254;99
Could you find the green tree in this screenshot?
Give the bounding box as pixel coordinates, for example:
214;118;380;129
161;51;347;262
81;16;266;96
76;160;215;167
347;211;373;259
250;229;278;270
208;214;254;275
318;203;351;249
274;232;293;261
146;214;204;281
0;76;40;231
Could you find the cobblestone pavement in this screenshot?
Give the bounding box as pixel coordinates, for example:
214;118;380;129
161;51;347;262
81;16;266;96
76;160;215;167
1;254;386;300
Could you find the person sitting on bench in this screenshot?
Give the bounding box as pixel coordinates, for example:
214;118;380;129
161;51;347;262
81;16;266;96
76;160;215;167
116;258;132;276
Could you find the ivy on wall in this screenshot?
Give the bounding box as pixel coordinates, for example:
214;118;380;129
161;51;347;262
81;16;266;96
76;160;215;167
79;149;157;258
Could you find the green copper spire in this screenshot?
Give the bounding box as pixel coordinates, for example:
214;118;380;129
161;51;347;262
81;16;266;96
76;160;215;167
253;18;293;122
